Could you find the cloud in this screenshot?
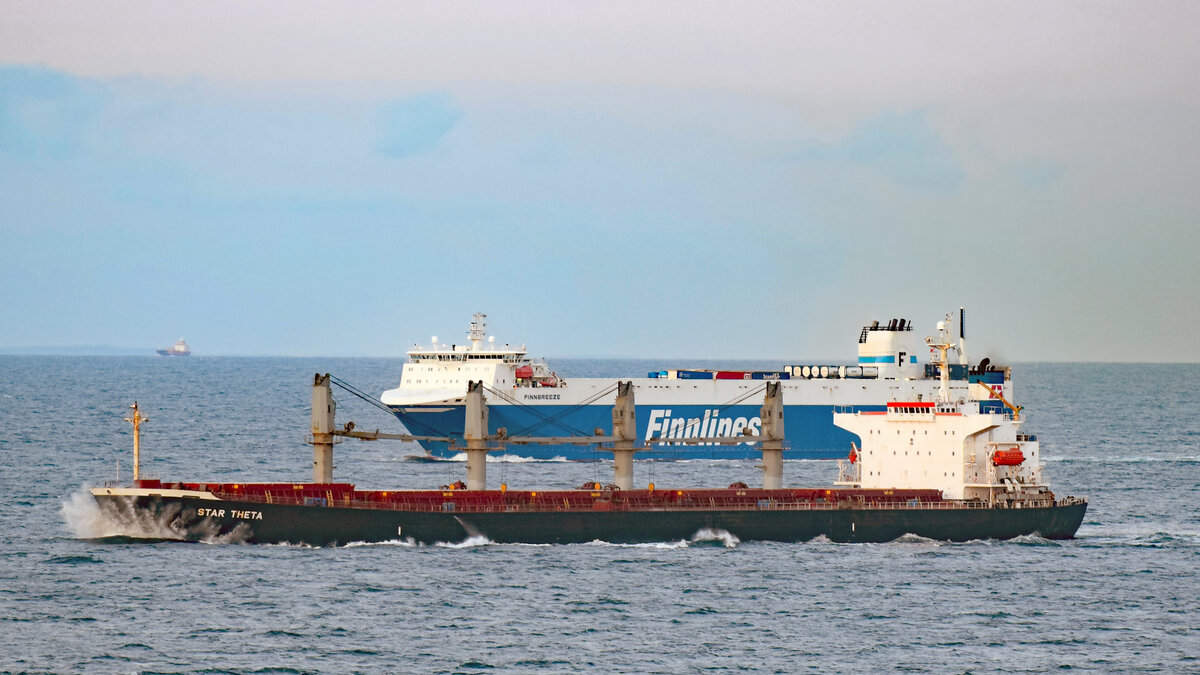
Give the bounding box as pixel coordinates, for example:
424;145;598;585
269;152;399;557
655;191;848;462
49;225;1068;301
782;111;964;193
2;64;1199;360
376;93;462;158
0;66;108;157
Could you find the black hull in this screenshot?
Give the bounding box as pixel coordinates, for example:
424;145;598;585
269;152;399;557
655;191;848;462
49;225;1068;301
93;495;1088;547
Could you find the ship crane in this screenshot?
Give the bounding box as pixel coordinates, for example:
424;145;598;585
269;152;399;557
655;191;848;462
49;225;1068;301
980;382;1022;420
311;374;786;492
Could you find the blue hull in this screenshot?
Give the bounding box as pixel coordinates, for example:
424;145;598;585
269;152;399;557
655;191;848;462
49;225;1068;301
389;403;881;460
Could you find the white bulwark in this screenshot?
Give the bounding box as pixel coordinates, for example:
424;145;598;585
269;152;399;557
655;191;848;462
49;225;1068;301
834;316;1049;505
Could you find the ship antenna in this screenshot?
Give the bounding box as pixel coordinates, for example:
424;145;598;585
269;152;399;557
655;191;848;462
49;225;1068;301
124;402;148;482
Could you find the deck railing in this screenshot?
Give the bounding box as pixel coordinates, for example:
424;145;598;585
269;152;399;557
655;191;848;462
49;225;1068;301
202;490;1077;514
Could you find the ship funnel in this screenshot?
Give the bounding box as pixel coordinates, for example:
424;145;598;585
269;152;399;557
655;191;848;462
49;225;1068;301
958;307;968;365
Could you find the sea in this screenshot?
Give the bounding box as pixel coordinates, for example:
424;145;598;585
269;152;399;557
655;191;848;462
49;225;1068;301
1;357;1197;674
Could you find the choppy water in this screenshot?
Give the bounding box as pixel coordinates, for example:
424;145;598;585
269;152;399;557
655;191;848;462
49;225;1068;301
1;357;1197;673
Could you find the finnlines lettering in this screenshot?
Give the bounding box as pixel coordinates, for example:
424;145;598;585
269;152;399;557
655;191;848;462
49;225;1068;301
196;507;263;520
645;409;761;445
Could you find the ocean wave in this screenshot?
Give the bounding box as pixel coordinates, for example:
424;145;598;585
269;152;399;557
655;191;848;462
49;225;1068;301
690;528;740;548
435;534;493;548
1044;456;1200;463
1006;533;1061;546
438;452;570;463
45;554;104;565
582;538;691;549
887;533;943;545
342;537;418;548
1094;531;1200;548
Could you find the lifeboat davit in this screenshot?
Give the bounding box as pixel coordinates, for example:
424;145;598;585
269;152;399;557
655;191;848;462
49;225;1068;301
992;448;1026;466
514;365;534;379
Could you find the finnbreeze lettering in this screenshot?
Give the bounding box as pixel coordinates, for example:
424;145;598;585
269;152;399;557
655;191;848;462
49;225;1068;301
524;394;561;401
645;409;761;445
196;507;263;520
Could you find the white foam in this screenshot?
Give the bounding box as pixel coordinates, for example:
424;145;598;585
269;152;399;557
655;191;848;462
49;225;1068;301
343;537;418;548
200;521;252;545
435;534;493;548
690;528;740;548
61;488;185;541
888;533;943;545
441;452;570;463
581;538;690;549
1007;533;1059;546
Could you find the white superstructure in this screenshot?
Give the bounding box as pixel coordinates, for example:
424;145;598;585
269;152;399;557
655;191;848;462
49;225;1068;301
834;315;1049;505
384;313;560;407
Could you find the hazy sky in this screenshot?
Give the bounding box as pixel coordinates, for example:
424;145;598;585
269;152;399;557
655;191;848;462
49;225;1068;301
2;2;1197;361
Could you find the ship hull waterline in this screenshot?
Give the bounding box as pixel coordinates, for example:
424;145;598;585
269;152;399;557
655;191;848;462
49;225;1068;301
92;494;1087;547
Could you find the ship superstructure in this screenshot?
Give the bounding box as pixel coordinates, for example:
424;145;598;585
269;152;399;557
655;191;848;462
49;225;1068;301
382;310;1012;460
156;339;191;357
834;316;1049;507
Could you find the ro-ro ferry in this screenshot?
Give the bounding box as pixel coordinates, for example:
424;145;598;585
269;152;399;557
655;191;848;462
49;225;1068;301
382;311;1012;460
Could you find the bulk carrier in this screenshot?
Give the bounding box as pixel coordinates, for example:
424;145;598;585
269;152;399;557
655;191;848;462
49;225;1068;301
88;315;1087;546
383;311;1012;460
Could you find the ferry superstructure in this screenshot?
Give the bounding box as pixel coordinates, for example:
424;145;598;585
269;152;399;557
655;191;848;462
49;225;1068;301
381;311;1014;460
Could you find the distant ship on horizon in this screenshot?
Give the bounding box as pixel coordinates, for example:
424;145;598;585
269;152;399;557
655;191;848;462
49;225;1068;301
156;339;191;357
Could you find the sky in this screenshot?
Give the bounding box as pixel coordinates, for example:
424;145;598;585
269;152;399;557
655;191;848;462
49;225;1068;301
1;1;1197;361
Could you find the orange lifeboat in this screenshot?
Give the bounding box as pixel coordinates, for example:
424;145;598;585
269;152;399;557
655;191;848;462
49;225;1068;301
992;448;1026;466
